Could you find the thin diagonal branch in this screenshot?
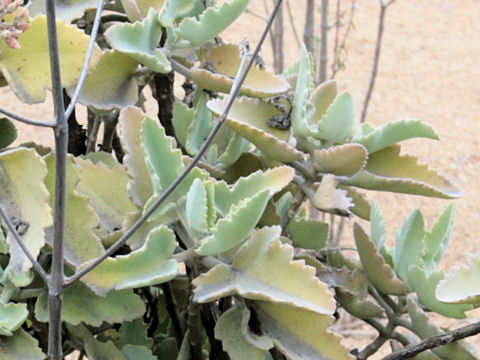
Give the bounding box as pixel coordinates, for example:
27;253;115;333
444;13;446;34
0;206;49;282
64;0;105;119
0;106;56;128
64;0;285;287
285;0;301;48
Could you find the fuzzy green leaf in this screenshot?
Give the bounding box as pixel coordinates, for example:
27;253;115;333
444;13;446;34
215;307;269;360
67;50;138;109
370;200;387;251
353;119;439;154
342;186;370;221
0;148;52;273
122;345;157;360
436;256;480;305
312;174;353;216
79;226;178;296
174;0;250;47
309;79;337;124
29;0;99;22
313;92;355;143
288;217;329;249
186;92;213;155
159;0;195;26
118;106;154;207
313;143;368;176
172;101;194;150
0;303;28;336
0;15;101;103
347;145;463;199
207;97;304;162
195;226;336;314
185;178;215;234
254;301;354;360
0;329;45;359
354;223;406;295
44;154;104;267
0;118;17;150
117;319;153;349
105;8;171;73
35;280;145;326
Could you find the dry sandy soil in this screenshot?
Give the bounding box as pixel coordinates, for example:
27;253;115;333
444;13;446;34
2;0;480;357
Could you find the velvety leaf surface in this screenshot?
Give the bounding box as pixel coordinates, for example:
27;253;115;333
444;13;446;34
185;178;215;234
207;97;304;162
105;9;171;73
254;301;353;360
75;157;136;233
0;148;52;273
0;15;101;103
172;101;194;150
312;174;353;216
436;256;480;305
44;154;104;267
0;328;45;359
118;107;154;207
174;0;250;47
0;303;28;336
308;79;337;124
195;226;336;314
313;143;368;176
354;223;406;295
287;216;329;249
117;319;153;348
122;345;157;360
370;200;387;251
122;210;161;250
215;307;268;360
407;297;477;359
342;186;370;221
67;50;138;109
35;280;145;326
158;0;195;26
192;44;289;98
79;226;178;296
314;93;355;143
353;119;439;154
29;0;99;22
0;118;17;150
347;145;463;199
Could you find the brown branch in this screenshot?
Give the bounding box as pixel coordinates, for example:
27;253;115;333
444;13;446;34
271;0;284;73
285;0;301;48
304;0;315;52
162;282;186;347
319;0;329;83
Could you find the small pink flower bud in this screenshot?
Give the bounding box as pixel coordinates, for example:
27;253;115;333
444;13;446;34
15;7;28;19
6;36;20;49
15;22;30;31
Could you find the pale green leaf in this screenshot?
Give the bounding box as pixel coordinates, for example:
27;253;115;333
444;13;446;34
0;329;45;360
0;303;28;336
214;166;295;216
29;0;99;22
0;118;16;150
186;91;213;155
312;174;353;216
254;301;353;360
191;44;290;98
0;15;101;103
0;225;7;254
174;0;250;47
186;178;210;233
354;223;406;295
195;191;271;255
172;101;194;150
67;50;138;109
207;97;304;162
122;344;157;360
370;200;387;250
308;79;337;124
215;307;268;360
195;226;336;314
407;297;476;359
44;154;104;267
347;145;463;199
123;210;165;250
393;209;425;290
408;266;472;319
0;148;52;273
314;92;355;143
288;217;329;249
436;256;480;305
423;204;455;273
159;0;195;26
117;319;154;348
353;119;439;154
313;143;368;176
75;157;136;233
79;226;178;296
35;280;145;326
342;186;370;221
105;9;171;73
1;264;34;287
118;106;154;207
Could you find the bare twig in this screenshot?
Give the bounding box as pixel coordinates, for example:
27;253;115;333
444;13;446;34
304;0;315;52
360;0;398;123
319;0;329;83
331;0;341;74
162;282;186;346
65;0;286;287
271;0;284;73
0;106;56;128
0;207;49;282
383;321;480;360
285;0;301;48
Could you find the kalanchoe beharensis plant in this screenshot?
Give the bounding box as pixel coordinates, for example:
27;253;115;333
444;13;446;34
0;0;479;359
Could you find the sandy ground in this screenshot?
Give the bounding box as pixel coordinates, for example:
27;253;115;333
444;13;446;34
2;0;480;358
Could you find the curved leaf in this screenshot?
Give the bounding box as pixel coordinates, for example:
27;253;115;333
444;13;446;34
0;329;45;360
158;0;195;26
79;226;178;296
0;15;101;103
0;148;52;273
342;186;370;221
287;217;329;250
313;143;368;176
313;174;353;216
174;0;250;47
208;97;303;162
105;9;171;73
353;119;439;154
185;178;215;234
28;0;99;23
195;226;335;314
308;79;337;124
0;303;28;336
191;44;290;98
0;118;17;150
347;145;463;199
